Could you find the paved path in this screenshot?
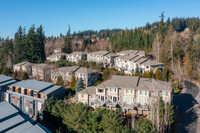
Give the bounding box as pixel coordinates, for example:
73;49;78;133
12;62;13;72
173;80;199;133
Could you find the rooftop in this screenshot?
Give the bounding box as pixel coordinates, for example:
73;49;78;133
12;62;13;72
0;75;13;84
75;67;98;74
97;75;171;91
51;66;80;73
79;86;96;95
32;63;54;69
8;80;54;92
88;51;110;56
0;102;51;133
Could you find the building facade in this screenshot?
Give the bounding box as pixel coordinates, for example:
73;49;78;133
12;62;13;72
66;52;87;62
46;52;65;62
77;75;172;112
4;80;65;119
32;64;54;81
51;66;80;85
114;50;164;74
13;61;33;76
74;67;99;87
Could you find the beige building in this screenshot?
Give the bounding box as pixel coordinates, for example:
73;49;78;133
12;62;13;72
74;67;99;87
13;61;33;76
32;64;54;81
51;66;80;85
66;52;87;62
77;75;172;112
46;52;65;62
115;50;164;74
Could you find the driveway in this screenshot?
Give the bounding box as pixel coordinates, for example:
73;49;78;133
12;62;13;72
173;80;199;133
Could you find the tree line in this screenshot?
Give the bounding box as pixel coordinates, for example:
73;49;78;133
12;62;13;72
14;25;46;63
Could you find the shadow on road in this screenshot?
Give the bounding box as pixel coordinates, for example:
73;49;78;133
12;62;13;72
173;93;198;133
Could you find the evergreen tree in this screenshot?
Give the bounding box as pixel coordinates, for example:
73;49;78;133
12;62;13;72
75;77;84;93
134;66;141;77
36;25;46;62
14;26;23;63
62;26;72;54
56;75;64;86
155;69;162;80
21;72;29;80
136;119;155;133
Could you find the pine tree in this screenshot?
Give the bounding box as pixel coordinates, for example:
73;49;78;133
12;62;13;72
62;26;72;54
155;69;162;80
134;66;141;77
14;26;23;63
36;25;46;62
21;72;29;80
56;75;64;86
75;77;84;93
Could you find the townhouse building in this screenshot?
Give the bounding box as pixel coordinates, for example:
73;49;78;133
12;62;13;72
0;101;51;133
13;61;34;76
77;75;172;112
66;52;87;62
116;50;145;57
0;75;17;102
87;51;110;63
32;64;54;81
4;80;65;119
51;66;80;85
46;52;65;62
74;67;99;87
115;51;164;74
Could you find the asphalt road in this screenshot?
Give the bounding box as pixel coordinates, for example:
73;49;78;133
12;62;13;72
173;80;199;133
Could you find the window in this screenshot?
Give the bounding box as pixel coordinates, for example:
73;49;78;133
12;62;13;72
126;89;133;94
97;89;104;93
81;94;84;98
91;102;94;106
113;97;117;103
90;95;94;99
146;66;149;68
140;90;147;96
161;91;168;96
137;98;148;105
109;88;116;93
124;97;133;104
100;96;104;102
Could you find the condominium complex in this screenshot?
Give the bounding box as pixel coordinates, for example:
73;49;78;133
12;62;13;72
77;75;172;112
4;80;65;119
0;101;51;133
115;50;164;74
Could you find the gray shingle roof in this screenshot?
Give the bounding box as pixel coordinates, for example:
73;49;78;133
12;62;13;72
141;59;164;66
8;80;54;92
51;66;80;73
79;86;96;95
75;67;98;74
96;75;171;91
88;51;110;56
